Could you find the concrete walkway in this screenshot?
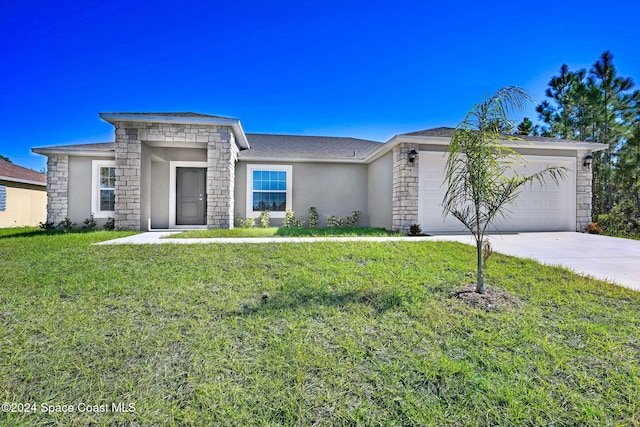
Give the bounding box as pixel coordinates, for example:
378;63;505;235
97;231;640;291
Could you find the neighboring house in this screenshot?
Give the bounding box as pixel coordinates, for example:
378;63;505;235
32;112;607;233
0;159;47;227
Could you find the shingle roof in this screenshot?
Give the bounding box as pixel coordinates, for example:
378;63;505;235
0;159;46;185
240;133;383;160
101;112;237;120
32;142;114;154
403;127;585;143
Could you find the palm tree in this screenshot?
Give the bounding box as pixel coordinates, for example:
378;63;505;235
443;87;567;294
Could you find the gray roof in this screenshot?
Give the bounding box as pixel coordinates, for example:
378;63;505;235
32;142;114;155
32;135;384;161
403;127;585;144
0;159;46;185
240;133;383;160
101;112;237;120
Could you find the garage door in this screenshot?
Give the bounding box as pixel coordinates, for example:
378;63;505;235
418;152;576;233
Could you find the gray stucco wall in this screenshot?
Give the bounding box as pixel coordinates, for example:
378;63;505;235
235;161;369;227
140;143;152;230
67;156;112;228
367;151;393;229
150;161;170;229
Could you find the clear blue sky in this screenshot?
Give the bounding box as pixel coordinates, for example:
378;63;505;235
2;0;639;171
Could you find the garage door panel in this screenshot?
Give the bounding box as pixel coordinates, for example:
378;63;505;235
418;153;576;233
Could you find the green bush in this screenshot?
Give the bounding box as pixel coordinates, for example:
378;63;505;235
345;210;360;227
82;215;97;230
596;200;640;237
103;217;115;230
58;217;75;232
236;213;255;228
259;211;270;228
308;207;319;228
325;215;343;229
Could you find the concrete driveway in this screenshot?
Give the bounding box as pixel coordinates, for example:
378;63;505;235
430;232;640;291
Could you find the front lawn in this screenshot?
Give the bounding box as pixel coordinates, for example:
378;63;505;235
0;228;638;425
168;227;402;238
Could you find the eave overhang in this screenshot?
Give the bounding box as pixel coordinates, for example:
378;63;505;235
99;113;250;150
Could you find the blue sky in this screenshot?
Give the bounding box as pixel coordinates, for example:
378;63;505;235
1;0;639;171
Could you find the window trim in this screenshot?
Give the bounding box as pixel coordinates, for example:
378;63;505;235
246;164;292;218
91;160;116;218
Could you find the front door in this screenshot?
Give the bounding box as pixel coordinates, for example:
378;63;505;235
176;167;206;225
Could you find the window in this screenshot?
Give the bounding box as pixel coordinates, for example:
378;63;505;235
246;165;292;218
0;185;5;211
92;160;116;217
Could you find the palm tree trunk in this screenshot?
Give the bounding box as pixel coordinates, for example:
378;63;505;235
476;238;485;294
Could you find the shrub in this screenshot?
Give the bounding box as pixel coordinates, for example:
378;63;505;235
282;210;296;228
308;207;319;228
58;217;75;232
409;224;422;235
345;211;360;227
103;217;115;230
39;220;55;230
326;215;343;229
82;215;97;230
596;200;640;236
235;213;255;228
259;211;270;228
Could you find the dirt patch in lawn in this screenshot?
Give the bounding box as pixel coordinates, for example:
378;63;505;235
452;285;524;312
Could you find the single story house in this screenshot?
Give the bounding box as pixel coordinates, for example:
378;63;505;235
0;159;47;227
32;112;607;233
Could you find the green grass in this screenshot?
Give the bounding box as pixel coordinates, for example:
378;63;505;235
168;227;402;238
1;228;639;426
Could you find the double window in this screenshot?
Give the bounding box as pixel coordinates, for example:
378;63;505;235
92;160;116;217
246;165;292;218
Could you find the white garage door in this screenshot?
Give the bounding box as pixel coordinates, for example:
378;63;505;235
418;152;576;233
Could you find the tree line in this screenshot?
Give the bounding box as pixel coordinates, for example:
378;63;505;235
517;51;640;235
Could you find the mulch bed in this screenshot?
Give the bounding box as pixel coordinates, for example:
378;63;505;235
451;284;524;312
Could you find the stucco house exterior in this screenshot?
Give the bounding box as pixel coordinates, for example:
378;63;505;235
32;112;607;233
0;159;47;227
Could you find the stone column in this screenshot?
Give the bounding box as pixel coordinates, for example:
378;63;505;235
206;127;236;229
46;154;69;224
392;144;419;233
576;150;593;232
114;123;142;230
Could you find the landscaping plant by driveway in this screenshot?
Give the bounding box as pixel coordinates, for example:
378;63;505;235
444;86;566;294
0;228;639;426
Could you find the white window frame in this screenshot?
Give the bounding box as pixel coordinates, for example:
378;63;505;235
246;164;292;218
91;160;116;218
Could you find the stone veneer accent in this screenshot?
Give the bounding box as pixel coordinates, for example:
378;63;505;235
207;129;237;229
46;154;68;224
112;121;236;230
392;144;419;233
114;125;141;230
576;149;593;232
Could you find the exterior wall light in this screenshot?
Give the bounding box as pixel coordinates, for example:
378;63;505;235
408;149;418;164
583;153;594;168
